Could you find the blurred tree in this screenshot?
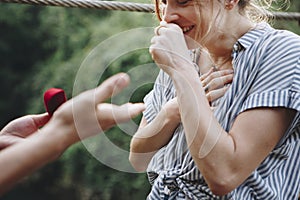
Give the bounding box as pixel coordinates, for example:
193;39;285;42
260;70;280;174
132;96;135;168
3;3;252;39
271;0;300;34
1;4;155;200
0;5;53;127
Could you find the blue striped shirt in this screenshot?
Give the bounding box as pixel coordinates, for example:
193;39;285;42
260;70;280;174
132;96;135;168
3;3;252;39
143;23;300;199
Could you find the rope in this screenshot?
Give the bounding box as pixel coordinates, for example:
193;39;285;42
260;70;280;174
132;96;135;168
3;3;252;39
0;0;154;12
0;0;300;22
270;11;300;22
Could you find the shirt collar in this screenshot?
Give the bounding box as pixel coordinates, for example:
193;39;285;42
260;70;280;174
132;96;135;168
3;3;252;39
231;22;273;59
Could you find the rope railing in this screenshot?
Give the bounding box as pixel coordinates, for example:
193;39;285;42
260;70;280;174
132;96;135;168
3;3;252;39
0;0;154;12
1;0;300;23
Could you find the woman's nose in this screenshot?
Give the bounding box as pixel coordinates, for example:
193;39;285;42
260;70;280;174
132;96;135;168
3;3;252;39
162;5;179;22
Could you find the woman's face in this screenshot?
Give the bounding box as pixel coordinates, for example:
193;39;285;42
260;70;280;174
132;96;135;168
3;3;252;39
159;0;224;47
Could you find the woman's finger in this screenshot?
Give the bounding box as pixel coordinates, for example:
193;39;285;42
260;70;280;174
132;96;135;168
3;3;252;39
200;67;214;82
154;20;168;36
201;69;233;83
206;85;230;103
201;70;233;92
206;73;233;92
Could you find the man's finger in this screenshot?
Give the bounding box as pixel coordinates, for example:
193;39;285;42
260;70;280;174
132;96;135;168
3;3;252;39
0;135;24;150
97;103;145;124
31;113;51;128
1;113;50;136
96;103;145;131
94;73;130;104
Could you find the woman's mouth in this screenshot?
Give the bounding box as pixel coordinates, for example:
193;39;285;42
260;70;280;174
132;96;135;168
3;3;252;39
182;25;194;34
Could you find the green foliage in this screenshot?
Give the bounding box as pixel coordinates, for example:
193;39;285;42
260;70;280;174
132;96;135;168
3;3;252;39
0;5;53;126
0;1;298;199
270;0;300;35
0;3;156;200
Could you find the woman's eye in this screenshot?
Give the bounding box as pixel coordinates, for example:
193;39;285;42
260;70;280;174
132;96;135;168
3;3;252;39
160;0;191;6
176;0;190;5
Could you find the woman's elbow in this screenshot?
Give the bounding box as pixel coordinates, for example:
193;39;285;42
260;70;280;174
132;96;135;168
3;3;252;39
209;183;234;196
206;174;238;196
128;153;148;172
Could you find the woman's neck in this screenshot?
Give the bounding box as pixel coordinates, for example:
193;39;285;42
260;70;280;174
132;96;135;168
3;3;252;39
205;16;255;68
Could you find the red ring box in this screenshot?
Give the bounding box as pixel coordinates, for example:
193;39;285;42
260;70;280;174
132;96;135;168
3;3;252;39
44;88;67;116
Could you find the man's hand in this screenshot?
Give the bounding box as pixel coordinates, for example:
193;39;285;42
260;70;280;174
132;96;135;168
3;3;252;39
0;113;50;150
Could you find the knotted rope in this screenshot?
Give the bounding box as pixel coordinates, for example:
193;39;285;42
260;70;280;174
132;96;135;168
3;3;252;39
1;0;300;23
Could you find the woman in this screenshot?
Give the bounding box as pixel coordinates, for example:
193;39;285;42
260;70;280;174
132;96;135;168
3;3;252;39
129;0;300;199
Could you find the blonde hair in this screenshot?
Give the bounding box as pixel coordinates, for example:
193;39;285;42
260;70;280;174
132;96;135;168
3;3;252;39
153;0;290;23
239;0;290;23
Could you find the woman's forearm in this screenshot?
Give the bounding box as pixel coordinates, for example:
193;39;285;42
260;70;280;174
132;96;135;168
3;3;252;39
169;65;294;195
129;111;180;171
170;66;238;194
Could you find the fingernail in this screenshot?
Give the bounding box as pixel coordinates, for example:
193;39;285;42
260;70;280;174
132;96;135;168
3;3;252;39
136;103;146;110
129;103;146;112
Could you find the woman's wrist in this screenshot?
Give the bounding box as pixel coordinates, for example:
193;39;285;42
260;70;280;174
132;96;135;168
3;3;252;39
169;59;198;78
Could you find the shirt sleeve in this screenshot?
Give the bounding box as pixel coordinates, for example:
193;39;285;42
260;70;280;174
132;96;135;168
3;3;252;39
241;31;300;113
143;70;171;123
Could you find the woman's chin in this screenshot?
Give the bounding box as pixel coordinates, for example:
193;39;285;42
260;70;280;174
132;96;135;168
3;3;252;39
184;34;201;50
